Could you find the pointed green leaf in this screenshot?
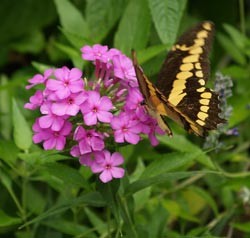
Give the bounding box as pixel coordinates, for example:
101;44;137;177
0;210;21;227
115;0;151;55
54;0;90;39
12;98;32;150
86;0;126;42
158;135;214;169
148;0;187;44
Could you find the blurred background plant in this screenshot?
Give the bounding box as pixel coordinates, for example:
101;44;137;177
0;0;250;237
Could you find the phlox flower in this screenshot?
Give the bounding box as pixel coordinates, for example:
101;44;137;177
80;91;113;125
33;119;72;150
52;92;87;116
38;102;68;131
81;44;109;62
46;67;84;99
112;54;137;87
73;126;105;154
26;68;53;89
91;150;125;183
24;90;44;110
111;113;142;144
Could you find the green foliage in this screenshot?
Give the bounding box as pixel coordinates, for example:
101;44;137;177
0;0;250;237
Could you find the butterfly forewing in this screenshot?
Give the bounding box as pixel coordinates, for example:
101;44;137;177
132;21;226;137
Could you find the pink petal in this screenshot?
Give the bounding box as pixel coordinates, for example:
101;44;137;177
43;138;56;150
69;81;84;93
111;152;124;166
55;136;66;150
124;132;140;144
84;112;97;125
97;111;113;123
91;137;105;151
88;91;100;105
54;67;69;81
99;170;113;183
65;104;80;116
52;103;67;116
111;167;125;178
46;79;63;91
114;131;125;143
69;68;82;81
99;96;113;111
39;115;53;128
79;140;92;154
91;162;104;173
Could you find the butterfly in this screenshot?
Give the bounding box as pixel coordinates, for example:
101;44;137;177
132;21;226;137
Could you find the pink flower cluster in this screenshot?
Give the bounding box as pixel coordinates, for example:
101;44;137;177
25;44;165;183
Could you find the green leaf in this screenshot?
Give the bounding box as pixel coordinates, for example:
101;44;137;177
20;192;106;229
12;98;32;150
114;0;151;55
232;222;250;233
42;219;93;237
54;42;84;68
191;186;218;216
229;95;250;127
0;210;21;228
10;30;45;54
54;0;90;39
0;75;11;139
137;44;168;64
86;0;126;42
148;0;187;44
24;184;46;215
0;0;56;45
223;23;247;50
39;162;89;190
125;171;215;196
158;135;215;169
217;32;246;65
0;140;19;164
31;62;53;74
147;204;168;238
141;151;201;179
84;207;106;235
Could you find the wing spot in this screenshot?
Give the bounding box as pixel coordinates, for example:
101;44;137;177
183;54;199;63
200;99;209;105
203;22;212;31
194;38;205;46
196;71;203;77
189;47;203;55
176;71;193;80
196;119;205;126
169;93;187;106
197;87;206;92
180;63;193;71
199;79;205;85
176;44;190;51
197;30;208;38
195;63;201;69
201;92;212;99
201;106;209;112
198;111;208;120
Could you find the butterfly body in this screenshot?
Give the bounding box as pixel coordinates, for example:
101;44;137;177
132;21;226;137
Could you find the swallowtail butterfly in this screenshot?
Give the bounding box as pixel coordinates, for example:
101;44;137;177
132;21;226;137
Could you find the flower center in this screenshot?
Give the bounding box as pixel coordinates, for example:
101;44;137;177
105;163;112;170
64;80;69;86
53;131;59;137
68;98;74;104
92;106;98;113
122;126;128;132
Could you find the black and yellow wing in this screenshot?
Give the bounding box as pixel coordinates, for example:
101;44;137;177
132;21;226;137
